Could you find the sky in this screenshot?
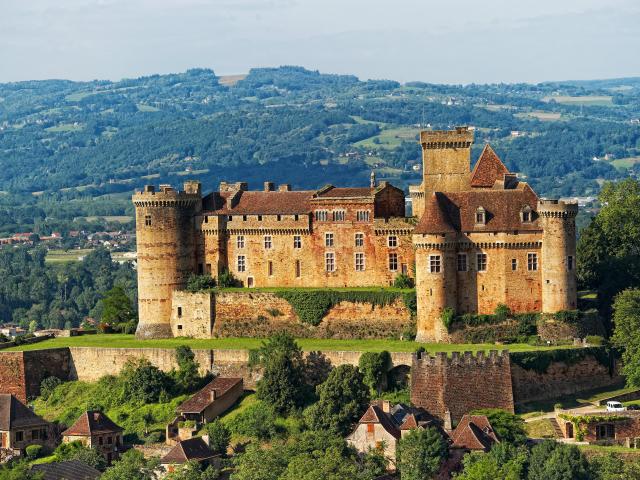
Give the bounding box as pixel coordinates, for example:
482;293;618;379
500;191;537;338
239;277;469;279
1;0;640;84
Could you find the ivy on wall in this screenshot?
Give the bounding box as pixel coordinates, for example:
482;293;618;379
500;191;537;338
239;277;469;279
274;289;417;326
510;346;611;374
558;413;629;441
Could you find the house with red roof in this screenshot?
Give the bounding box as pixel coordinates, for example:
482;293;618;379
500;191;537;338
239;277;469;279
61;411;123;463
160;436;218;474
0;394;53;458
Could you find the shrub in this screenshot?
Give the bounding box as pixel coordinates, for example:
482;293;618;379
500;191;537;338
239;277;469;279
40;376;63;401
393;274;414;289
144;431;164;444
586;335;604;346
441;307;456;331
205;419;231;455
227;402;278;440
25;444;42;460
218;269;240;288
494;303;511;322
186;274;216;292
266;308;283;317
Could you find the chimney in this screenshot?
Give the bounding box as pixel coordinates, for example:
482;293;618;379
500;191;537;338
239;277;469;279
381;400;390;414
183;180;201;195
370;171;376;188
278;184;291;192
264;181;275;192
143;185;155;193
210;390;217;402
444;410;452;431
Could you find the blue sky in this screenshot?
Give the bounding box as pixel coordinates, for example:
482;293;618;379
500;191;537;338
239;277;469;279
1;0;639;83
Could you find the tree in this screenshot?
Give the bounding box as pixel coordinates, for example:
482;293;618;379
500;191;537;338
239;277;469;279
53;440;108;471
165;460;219;480
100;285;135;325
40;376;62;400
28;319;38;333
173;345;201;393
358;351;390;395
0;461;44;480
205;419;230;455
527;440;589;480
227;401;278;440
304;364;369;435
456;443;528;480
121;358;172;403
231;443;290;480
396;427;448;480
612;289;640;386
100;450;159;480
470;409;527;445
256;351;306;414
591;453;640;480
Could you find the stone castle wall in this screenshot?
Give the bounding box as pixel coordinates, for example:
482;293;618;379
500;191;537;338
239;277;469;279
411;351;515;424
0;349;71;402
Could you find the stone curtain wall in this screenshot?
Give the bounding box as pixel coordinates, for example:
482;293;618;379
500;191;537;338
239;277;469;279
511;356;622;405
212;291;413;339
411;351;515;425
0;352;27;402
0;349;71;402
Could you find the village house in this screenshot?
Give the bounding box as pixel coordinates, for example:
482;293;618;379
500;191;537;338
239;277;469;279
346;400;439;467
160;436;218;474
0;394;52;459
166;377;243;444
557;410;640;446
450;414;500;452
61;411;124;463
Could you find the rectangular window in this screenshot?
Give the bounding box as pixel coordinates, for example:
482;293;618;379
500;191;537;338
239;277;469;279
429;255;441;273
511;259;518;271
367;424;375;435
237;235;245;248
177;307;182;317
177;324;183;331
477;253;487;272
325;232;334;247
356;210;370;222
355;252;365;271
144;215;152;226
264;235;272;249
15;431;23;442
295;260;301;278
388;235;398;248
227;215;233;221
293;235;302;249
107;436;113;445
567;255;574;271
528;253;538;271
32;430;39;440
242;215;247;221
257;215;263;221
457;254;467;272
389;252;398;271
315;210;328;221
99;437;103;446
277;215;282;221
268;261;273;276
355;233;364;247
325;252;336;272
332;210;345;221
237;255;246;272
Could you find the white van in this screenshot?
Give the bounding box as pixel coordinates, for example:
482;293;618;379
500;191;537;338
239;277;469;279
606;401;626;412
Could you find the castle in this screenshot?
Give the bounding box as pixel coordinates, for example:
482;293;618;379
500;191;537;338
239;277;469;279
133;126;577;342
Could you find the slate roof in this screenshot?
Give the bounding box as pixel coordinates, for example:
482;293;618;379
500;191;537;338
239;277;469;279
161;437;215;465
177;377;242;415
450;415;499;451
31;460;101;480
0;394;48;431
470;144;510;188
62;411;123;437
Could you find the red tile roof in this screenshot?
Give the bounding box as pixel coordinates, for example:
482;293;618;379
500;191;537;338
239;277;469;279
62;411;123;437
451;415;499;451
204;191;314;215
315;186;376;198
358;404;401;439
177;377;243;415
415;186;539;234
471;145;510;188
399;413;419;430
161;437;215;465
0;394;49;431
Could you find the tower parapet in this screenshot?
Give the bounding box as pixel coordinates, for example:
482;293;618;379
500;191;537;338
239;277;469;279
538;199;578;313
133;182;202;339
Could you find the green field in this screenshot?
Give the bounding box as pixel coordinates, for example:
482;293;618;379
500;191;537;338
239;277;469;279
543;95;613;106
610;156;640;170
515;111;563;121
45;123;84;133
354;126;418;149
45;249;94;264
78;215;133;223
5;333;576;354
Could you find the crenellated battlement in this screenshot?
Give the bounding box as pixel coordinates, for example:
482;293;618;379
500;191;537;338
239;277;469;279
413;349;510;367
420;127;474;149
537;199;579;218
133;183;201;208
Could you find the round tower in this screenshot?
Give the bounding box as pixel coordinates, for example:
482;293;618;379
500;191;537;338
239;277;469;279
538;199;579;313
414;233;457;343
133;182;201;339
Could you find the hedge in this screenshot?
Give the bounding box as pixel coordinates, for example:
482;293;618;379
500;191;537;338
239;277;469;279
275;289;417;326
510;346;611;374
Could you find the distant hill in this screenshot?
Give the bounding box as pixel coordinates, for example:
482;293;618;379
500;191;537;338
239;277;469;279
1;65;639;200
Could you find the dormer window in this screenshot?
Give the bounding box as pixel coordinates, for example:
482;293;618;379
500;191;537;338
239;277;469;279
475;207;486;225
521;206;532;223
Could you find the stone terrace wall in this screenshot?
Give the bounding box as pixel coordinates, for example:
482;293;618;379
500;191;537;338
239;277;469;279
511;356;622;405
411;351;514;425
213;291;412;339
0;349;71;402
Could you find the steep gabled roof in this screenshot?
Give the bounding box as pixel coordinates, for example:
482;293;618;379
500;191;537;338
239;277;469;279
471;144;510;188
451;415;499;451
177;377;242;415
161;437;215;465
62;411;123;437
414;193;456;235
203;190;314;215
31;460;101;480
358;404;401;439
0;394;48;431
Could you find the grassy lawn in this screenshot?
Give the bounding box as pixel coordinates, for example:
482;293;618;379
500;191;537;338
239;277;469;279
610;156;640;170
543;95;613;106
6;333;576;354
580;444;640;456
517;383;628;414
514;111;563;121
354;126;418;149
525;418;557;439
45;249;94;264
45;123;84;132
